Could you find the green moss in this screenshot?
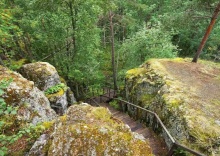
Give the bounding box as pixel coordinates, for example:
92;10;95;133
60;115;67;122
42;139;52;154
92;107;110;119
59;77;66;84
42;121;55;129
126;68;147;79
141;94;155;107
47;105;153;156
124;58;220;155
167;99;183;110
46;89;65;100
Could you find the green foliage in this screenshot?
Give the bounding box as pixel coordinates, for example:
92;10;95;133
109;100;119;110
145;0;220;57
4;59;27;71
0;79;15;116
0;122;50;155
44;83;67;95
173;148;187;156
0;79;54;155
0;0;24;58
119;22;177;69
0;79;18;155
1;0;220;94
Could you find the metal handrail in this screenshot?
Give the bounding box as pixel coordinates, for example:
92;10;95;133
113;98;175;143
98;89;206;156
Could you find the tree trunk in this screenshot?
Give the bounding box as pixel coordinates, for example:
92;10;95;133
192;2;220;63
109;11;117;90
0;56;5;66
68;1;77;57
103;26;106;48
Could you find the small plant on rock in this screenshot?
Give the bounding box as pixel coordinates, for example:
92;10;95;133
44;83;67;95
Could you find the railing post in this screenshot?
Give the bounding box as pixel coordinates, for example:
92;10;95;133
135;107;138;120
100;94;102;103
108;88;110;99
152;114;159;133
167;143;177;156
122;102;127;113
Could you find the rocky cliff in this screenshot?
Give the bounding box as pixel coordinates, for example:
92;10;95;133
124;58;220;155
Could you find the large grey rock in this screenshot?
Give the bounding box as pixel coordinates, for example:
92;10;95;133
46;90;68;115
27;134;50;156
0;66;56;125
66;87;77;106
19;62;60;91
124;58;220;155
27;104;153;156
19;62;77;115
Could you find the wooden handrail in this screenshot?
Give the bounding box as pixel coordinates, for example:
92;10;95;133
98;89;206;156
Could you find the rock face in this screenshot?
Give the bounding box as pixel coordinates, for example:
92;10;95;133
19;62;76;114
19;62;60;91
0;65;56;125
45;84;68;115
28;134;50;156
27;104;153;156
124;58;220;155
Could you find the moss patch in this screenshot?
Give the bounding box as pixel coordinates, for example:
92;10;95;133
46;104;153;156
126;68;147;79
141;94;155;107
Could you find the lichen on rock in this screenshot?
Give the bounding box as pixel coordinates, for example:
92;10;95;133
124;58;220;155
0;65;56;125
19;62;76;115
27;104;153;156
19;62;60;91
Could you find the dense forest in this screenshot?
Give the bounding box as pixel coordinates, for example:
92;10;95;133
1;1;220;156
1;0;220;96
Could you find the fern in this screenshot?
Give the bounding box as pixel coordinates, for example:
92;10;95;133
44;83;67;95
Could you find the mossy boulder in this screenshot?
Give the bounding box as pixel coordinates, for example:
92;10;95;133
125;58;220;155
0;65;56;125
19;62;76;114
27;104;153;156
19;62;60;91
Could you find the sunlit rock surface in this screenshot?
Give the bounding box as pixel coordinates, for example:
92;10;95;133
28;104;153;156
125;58;220;155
